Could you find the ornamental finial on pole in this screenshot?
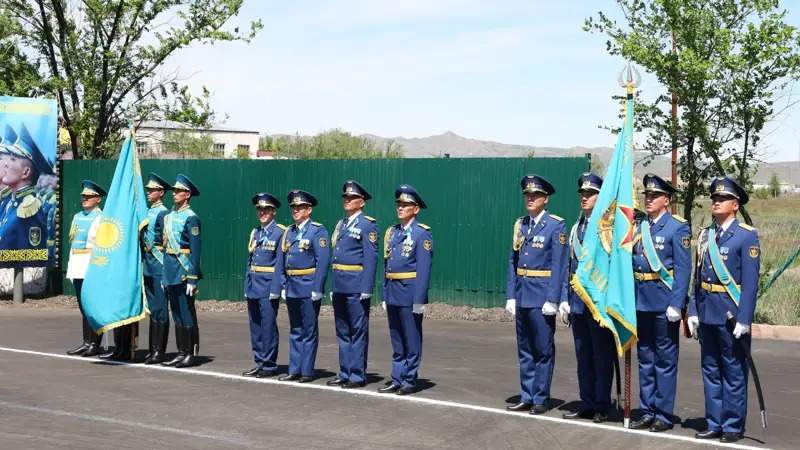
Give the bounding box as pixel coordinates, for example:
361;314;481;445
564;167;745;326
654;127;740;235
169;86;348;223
618;63;641;95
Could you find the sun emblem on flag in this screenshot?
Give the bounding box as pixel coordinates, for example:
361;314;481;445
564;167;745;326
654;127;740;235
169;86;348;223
94;217;125;255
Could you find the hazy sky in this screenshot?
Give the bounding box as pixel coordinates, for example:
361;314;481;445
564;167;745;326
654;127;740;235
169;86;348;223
166;0;800;162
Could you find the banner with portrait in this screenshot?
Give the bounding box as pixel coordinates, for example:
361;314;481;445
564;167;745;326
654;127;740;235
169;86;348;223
0;96;58;268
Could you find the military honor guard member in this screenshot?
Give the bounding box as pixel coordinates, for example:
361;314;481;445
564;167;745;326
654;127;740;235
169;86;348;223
627;174;692;432
378;185;433;396
273;190;330;383
242;192;286;378
0;124;53;261
327;180;379;389
506;175;568;414
560;173;616;423
141;173;172;365
162;174;202;369
65;180;106;357
688;177;761;444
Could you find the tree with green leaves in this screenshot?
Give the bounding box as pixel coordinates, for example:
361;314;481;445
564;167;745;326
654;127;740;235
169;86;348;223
262;129;404;159
5;0;262;159
768;172;781;197
0;6;41;96
586;0;800;224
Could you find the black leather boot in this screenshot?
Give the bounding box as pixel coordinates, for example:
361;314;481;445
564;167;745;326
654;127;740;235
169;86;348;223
175;326;197;368
145;321;169;365
82;329;103;357
162;325;186;367
67;318;92;355
142;320;156;362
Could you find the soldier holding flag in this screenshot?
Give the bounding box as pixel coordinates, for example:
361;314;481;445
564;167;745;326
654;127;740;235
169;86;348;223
688;176;761;444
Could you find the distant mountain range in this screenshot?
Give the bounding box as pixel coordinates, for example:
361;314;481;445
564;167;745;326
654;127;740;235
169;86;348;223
360;131;799;186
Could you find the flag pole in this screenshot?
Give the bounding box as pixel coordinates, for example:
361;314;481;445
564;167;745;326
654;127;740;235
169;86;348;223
618;62;640;429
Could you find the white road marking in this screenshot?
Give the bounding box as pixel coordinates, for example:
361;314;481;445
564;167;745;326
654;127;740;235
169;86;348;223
0;346;768;450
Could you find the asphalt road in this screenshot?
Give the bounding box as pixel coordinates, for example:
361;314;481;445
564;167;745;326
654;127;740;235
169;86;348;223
0;308;797;449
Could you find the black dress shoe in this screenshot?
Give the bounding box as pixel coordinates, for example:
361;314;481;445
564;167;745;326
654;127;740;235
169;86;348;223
82;344;101;357
720;432;743;443
530;404;549;415
396;386;415;396
278;373;301;382
629;416;654;430
98;347;119;360
342;381;365;389
506;402;532;412
242;367;261;377
256;370;278;378
649;420;672;433
175;354;195;368
563;410;595;420
592;412;608;423
162;352;187;367
66;343;89;355
326;377;346;386
695;430;721;440
298;376;314;383
378;383;401;393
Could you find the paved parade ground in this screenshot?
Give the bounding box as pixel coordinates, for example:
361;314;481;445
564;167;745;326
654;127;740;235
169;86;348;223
0;307;797;449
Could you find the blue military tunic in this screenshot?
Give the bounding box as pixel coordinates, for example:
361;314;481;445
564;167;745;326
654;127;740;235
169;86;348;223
0;185;48;266
143;201;169;278
689;219;760;435
245;221;286;299
162;205;202;286
506;211;568;406
383;219;433;389
632;212;691;427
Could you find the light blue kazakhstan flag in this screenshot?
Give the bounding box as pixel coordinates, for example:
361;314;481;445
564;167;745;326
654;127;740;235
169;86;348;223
570;81;638;357
82;134;149;333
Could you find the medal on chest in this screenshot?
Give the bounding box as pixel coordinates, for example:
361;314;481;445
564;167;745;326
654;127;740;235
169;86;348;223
531;235;545;249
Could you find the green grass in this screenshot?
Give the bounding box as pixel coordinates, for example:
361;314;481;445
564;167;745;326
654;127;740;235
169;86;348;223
688;195;800;325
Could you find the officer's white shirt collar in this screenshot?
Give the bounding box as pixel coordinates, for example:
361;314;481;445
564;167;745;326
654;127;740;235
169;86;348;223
716;216;736;232
260;219;275;231
649;210;667;225
295;218;310;230
345;210;362;227
529;210;546;227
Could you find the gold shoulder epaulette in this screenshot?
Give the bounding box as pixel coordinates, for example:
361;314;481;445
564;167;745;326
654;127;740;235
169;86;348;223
549;214;564;222
363;215;376;222
311;221;322;227
277;223;287;230
673;215;687;223
417;223;431;230
18;195;42;219
739;223;757;232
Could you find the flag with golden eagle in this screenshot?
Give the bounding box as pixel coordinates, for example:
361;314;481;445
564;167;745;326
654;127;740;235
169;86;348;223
81;135;148;333
570;90;638;357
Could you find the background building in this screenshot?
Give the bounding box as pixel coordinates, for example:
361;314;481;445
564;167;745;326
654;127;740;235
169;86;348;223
136;120;259;159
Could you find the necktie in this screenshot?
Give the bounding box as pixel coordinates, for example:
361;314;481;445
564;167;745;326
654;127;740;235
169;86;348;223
715;225;721;244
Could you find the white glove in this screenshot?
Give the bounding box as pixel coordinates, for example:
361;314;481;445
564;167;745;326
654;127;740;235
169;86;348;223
311;291;322;301
412;304;426;315
505;299;516;316
280;289;286;300
360;293;371;300
269;293;279;300
687;315;699;338
185;283;196;296
542;301;557;316
381;301;387;311
559;301;570;326
733;322;750;339
666;306;682;322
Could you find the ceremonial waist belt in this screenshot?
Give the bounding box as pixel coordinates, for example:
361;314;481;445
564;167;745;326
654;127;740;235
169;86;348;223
386;271;416;280
287;267;316;276
634;269;674;281
701;281;727;293
332;264;363;271
250;265;275;273
166;248;191;255
70;248;91;254
145;245;164;253
516;268;551;278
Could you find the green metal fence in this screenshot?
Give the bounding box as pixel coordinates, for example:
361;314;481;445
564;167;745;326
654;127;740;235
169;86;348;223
61;157;589;306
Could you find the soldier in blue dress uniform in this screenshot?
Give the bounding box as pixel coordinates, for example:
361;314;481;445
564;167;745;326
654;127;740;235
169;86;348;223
141;173;172;365
272;190;330;383
560;172;616;423
628;174;692;432
242;192;286;378
0;124;53;266
505;175;568;415
378;185;432;396
65;180;106;357
688;176;760;444
327;180;379;389
161;174;202;369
